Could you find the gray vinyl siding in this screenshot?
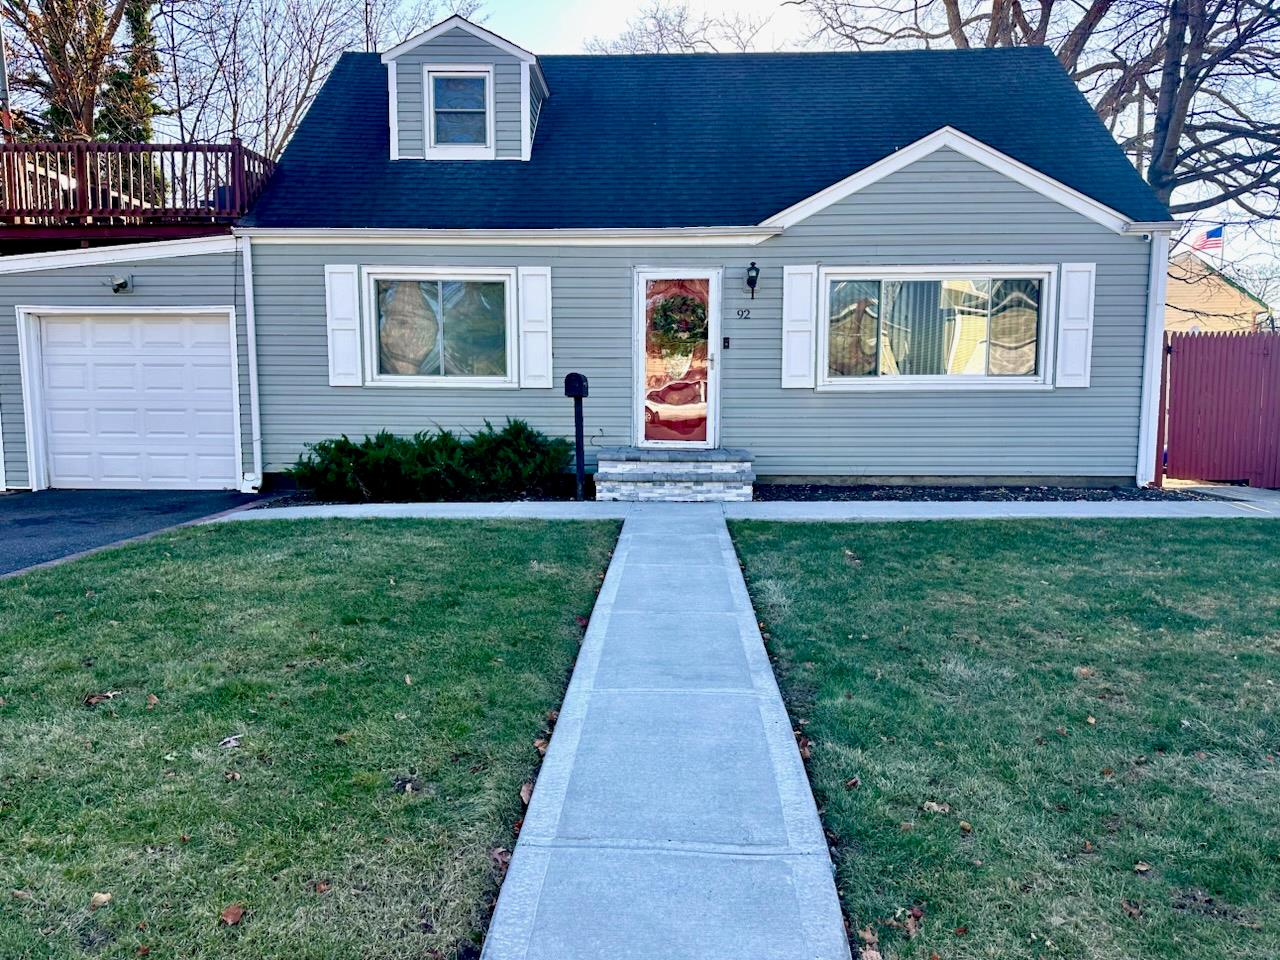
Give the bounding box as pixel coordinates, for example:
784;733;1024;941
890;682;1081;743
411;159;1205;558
391;27;524;159
0;250;252;488
530;74;546;146
246;149;1156;480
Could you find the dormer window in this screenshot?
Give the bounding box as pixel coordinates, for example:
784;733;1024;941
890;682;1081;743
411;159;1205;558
425;66;494;160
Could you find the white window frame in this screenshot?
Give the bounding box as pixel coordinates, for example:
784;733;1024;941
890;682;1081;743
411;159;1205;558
816;264;1059;392
423;65;495;160
361;266;518;388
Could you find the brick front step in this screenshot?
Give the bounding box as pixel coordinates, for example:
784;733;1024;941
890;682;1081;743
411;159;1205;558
595;447;754;502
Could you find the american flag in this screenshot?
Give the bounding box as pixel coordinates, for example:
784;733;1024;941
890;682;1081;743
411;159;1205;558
1189;225;1225;252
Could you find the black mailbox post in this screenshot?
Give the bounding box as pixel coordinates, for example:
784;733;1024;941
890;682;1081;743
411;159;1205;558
564;372;589;501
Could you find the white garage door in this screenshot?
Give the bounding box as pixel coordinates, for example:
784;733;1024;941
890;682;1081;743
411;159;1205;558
39;313;239;490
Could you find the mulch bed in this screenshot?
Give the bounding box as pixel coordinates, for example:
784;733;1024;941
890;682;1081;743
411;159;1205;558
753;483;1214;502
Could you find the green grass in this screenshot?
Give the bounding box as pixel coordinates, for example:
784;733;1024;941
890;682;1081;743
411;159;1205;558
731;519;1280;960
0;519;617;960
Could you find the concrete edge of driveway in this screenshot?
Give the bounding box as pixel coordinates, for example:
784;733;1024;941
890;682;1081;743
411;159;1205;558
216;496;1277;523
1;497;266;581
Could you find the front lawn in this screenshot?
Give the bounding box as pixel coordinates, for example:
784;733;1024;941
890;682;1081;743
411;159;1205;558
0;519;617;960
732;519;1280;960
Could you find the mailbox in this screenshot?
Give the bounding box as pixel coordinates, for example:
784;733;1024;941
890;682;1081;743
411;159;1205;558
564;372;589;398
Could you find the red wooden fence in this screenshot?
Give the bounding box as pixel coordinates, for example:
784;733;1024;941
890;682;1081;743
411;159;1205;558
1159;331;1280;488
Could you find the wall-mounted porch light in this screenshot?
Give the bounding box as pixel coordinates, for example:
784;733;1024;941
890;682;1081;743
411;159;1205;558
746;261;760;299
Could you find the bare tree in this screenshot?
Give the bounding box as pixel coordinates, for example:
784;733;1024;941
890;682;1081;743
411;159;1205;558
2;0;132;137
152;0;481;157
585;1;772;53
792;0;1280;223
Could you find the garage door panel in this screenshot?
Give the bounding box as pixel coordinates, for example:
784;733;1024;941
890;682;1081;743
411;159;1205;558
43;318;90;346
140;363;187;392
44;362;90;391
92;363;140;391
95;409;144;438
90;321;138;348
40;314;239;490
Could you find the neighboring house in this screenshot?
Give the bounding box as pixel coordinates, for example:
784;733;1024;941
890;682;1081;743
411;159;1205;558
0;16;1178;497
1165;252;1272;334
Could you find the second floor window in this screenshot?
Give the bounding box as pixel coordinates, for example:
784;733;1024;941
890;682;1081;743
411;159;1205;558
427;69;492;157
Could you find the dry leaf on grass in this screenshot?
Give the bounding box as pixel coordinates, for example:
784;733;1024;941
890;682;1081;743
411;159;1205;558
219;903;246;926
519;781;534;805
313;881;331;894
83;692;121;708
533;738;548;756
959;821;973;833
217;735;243;750
145;694;159;710
844;777;860;791
922;801;951;814
490;848;512;870
223;770;241;782
1135;861;1152;874
794;731;813;760
1074;666;1094;680
1121;899;1143;919
89;892;112;910
11;890;32;901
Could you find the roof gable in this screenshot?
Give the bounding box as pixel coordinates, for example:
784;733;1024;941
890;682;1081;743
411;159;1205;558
380;15;538;64
764;127;1155;235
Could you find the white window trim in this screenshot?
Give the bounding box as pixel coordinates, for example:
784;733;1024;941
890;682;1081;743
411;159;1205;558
423;64;495;161
815;264;1059;392
361;266;518;388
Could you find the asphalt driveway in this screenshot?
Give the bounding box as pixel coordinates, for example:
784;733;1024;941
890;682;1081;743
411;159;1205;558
0;489;262;577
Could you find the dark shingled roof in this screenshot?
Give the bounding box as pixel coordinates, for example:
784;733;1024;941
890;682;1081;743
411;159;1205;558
243;46;1170;229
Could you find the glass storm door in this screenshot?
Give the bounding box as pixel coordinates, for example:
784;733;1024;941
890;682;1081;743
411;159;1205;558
636;271;720;447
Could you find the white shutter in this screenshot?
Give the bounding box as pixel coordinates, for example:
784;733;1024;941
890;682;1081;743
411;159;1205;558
781;265;818;388
518;266;554;388
1055;262;1096;388
324;264;362;386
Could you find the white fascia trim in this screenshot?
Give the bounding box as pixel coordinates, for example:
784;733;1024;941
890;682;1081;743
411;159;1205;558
0;235;237;274
238;236;264;489
762;126;1144;236
381;15;538;63
520;62;531;161
1136;230;1172;486
386;62;400;161
234;226;779;246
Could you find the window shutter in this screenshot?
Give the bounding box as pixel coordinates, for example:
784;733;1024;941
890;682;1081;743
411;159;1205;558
1056;263;1096;388
324;264;362;386
781;265;818;388
518;266;554;388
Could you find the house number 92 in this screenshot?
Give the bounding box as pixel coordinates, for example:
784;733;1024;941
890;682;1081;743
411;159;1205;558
736;308;751;319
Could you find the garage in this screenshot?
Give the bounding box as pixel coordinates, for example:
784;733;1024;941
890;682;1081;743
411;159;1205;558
26;311;241;490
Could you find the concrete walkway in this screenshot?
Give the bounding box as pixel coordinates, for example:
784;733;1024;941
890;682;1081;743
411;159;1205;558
220;492;1279;524
480;507;850;960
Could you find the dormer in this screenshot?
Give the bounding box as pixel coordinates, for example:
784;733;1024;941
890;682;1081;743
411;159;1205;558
381;16;548;162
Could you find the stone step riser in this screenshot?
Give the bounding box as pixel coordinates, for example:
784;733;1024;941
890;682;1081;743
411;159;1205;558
595;480;753;502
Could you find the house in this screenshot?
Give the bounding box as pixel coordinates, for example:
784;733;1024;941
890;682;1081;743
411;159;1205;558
1165;252;1272;334
0;16;1178;499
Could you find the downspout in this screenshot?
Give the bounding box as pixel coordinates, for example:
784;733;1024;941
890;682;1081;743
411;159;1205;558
1135;230;1171;486
238;235;264;490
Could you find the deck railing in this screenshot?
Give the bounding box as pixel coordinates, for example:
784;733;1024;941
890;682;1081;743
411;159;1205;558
0;140;275;226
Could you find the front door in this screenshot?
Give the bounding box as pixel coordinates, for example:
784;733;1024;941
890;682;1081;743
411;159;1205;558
634;269;720;448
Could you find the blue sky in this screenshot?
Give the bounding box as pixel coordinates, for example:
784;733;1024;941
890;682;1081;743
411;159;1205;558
480;0;814;54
